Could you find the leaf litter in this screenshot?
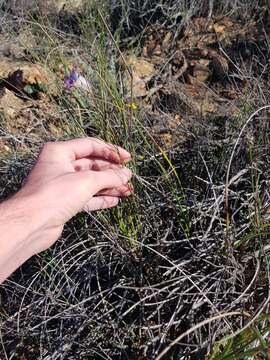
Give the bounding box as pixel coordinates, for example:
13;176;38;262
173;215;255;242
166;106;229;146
121;16;261;147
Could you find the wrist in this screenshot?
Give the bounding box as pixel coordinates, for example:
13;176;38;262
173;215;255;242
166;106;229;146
7;191;63;250
0;193;61;283
0;194;45;245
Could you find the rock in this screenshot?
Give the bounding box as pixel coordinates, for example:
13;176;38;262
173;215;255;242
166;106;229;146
122;55;156;98
160;82;237;118
0;139;12;155
7;0;86;15
0;87;67;153
192;63;211;83
60;0;86;13
178;83;219;116
0;59;57;96
0;88;30;119
0;31;36;60
151;113;185;148
40;0;86;14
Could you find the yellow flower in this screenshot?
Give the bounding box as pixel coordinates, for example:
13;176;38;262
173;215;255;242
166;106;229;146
127;102;138;110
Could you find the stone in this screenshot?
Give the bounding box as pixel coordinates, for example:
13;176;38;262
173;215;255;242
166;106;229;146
7;0;86;15
122;55;156;98
0;59;57;95
0;88;30;120
0;31;36;60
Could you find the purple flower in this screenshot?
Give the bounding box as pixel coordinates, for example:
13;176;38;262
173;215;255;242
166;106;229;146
64;68;79;90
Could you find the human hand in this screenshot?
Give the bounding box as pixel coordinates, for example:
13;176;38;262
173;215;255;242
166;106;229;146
0;138;133;282
13;138;133;252
0;138;132;282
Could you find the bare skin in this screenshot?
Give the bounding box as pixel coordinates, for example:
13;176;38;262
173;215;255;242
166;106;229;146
0;138;133;283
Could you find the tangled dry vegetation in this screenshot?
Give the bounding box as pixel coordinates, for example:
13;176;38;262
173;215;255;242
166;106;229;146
0;1;270;359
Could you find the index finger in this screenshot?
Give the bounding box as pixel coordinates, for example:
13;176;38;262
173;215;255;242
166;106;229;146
60;138;131;163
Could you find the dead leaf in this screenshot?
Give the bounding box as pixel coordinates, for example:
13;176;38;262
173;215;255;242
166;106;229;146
171;51;188;80
162;32;172;50
159;132;173;147
178;18;216;49
178;17;259;50
142;26;173;58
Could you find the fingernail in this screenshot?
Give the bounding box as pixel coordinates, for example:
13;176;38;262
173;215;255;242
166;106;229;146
122;149;131;158
122;156;132;164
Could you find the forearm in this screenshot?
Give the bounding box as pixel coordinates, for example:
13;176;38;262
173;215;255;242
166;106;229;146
0;195;48;283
